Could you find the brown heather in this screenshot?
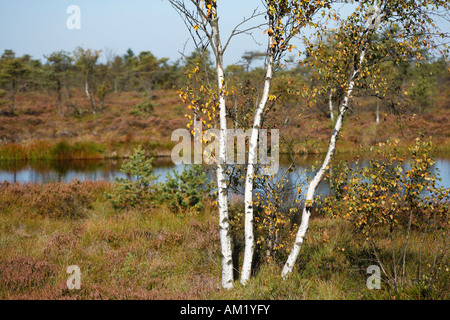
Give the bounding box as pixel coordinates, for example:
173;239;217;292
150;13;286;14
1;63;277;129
0;181;447;299
0;257;57;294
0;180;110;218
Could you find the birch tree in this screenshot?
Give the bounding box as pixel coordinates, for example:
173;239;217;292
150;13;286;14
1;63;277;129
74;47;101;114
168;0;267;289
241;0;332;285
169;0;333;287
95;63;113;113
282;0;449;278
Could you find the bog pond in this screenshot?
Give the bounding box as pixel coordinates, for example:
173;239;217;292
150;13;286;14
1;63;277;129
1;154;449;198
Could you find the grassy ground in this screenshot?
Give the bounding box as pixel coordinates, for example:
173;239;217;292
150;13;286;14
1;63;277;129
0;181;447;300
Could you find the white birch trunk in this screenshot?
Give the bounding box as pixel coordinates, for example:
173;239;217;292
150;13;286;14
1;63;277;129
84;79;96;114
211;17;234;290
329;89;334;122
282;49;366;278
240;36;275;285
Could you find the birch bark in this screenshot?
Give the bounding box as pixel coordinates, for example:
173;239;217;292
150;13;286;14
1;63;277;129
240;29;275;285
84;79;96;114
329;89;334;122
282;48;367;278
211;16;234;289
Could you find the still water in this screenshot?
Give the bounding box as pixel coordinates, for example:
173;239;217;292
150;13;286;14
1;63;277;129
0;155;449;197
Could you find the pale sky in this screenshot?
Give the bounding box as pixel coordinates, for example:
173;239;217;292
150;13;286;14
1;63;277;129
0;0;274;66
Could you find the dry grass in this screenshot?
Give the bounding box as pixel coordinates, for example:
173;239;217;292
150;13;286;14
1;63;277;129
0;181;447;300
0;183;222;299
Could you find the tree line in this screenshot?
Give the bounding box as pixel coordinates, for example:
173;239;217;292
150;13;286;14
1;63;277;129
0;47;181;116
0;39;447;119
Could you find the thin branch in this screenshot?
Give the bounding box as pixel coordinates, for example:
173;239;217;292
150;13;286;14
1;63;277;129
223;10;267;53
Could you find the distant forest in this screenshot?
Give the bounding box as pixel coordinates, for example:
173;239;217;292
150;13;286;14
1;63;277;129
1;40;448;118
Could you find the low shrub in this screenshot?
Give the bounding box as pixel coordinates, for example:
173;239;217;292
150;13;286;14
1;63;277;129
106;146;212;213
319;138;449;297
130;99;156;116
105;146;157;209
154;165;212;213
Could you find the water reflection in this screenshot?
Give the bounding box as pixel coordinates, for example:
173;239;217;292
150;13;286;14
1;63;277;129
0;157;182;184
0;155;449;196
